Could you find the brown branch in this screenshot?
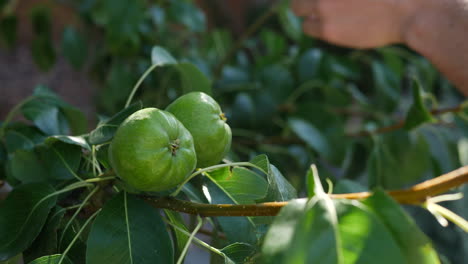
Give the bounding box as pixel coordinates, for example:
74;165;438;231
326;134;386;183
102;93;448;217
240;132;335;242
346;103;466;137
143;166;468;216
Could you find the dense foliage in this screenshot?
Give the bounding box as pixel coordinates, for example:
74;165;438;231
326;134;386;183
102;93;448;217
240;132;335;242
0;0;467;263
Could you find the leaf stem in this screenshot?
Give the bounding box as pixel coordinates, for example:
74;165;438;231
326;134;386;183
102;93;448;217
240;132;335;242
176;216;203;264
59;186;99;247
58;209;101;264
125;63;159;108
164;218;225;258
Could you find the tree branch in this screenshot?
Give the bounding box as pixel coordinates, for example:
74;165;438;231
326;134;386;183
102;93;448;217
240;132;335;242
143;165;468;216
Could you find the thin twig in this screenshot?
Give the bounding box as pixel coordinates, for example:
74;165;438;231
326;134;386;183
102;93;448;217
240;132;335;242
142;166;468;216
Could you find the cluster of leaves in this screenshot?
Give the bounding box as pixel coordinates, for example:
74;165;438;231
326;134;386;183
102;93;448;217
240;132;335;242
1;0;468;263
0;46;466;263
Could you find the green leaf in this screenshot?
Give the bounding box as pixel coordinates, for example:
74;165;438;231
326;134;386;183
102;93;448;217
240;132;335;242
459;138;468;166
305;166;316;198
21;101;68;136
23;207;65;263
363;190;440;263
207;167;268;204
261;198;308;263
150;47;212;95
151;46;177;66
221;243;256;264
297;49;323;82
368;133;431;189
288;118;329;156
404;79;436;130
249;155;270;175
263;165;297;202
335;200;406;264
167;0;206;32
4;130;37;153
60;104;87;135
8;141;81;182
88;101;142;145
164;210;189;260
22;86;87;135
46;135;90;151
27;254;72;264
86;192;174;264
7;149;48;182
177;62;212;95
367;137;400;188
0;183;57;261
278;5;302;41
203;180;257;244
61;26;87;69
334;180;367;194
89;0;144;53
371;61;400;102
262;197;410;264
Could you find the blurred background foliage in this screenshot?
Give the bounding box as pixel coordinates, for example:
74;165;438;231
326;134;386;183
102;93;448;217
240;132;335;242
0;0;467;263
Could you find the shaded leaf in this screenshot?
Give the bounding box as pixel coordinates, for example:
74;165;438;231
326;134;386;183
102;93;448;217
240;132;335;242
288;118;329;155
278;5;302;41
88;101;142;145
177;62;212;95
164;210;189;260
263;165;297;202
86;192;173;264
151;46;212;95
367;137;400;189
221;243;256;264
0;183;57;261
404;80;436;130
22;102;68;136
167;1;206;32
7;149;48;182
23;207;65;263
61;26;87;69
203;180;257;244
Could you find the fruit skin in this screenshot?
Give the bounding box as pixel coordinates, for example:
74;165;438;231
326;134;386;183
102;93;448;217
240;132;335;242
166;92;232;168
109;108;196;192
